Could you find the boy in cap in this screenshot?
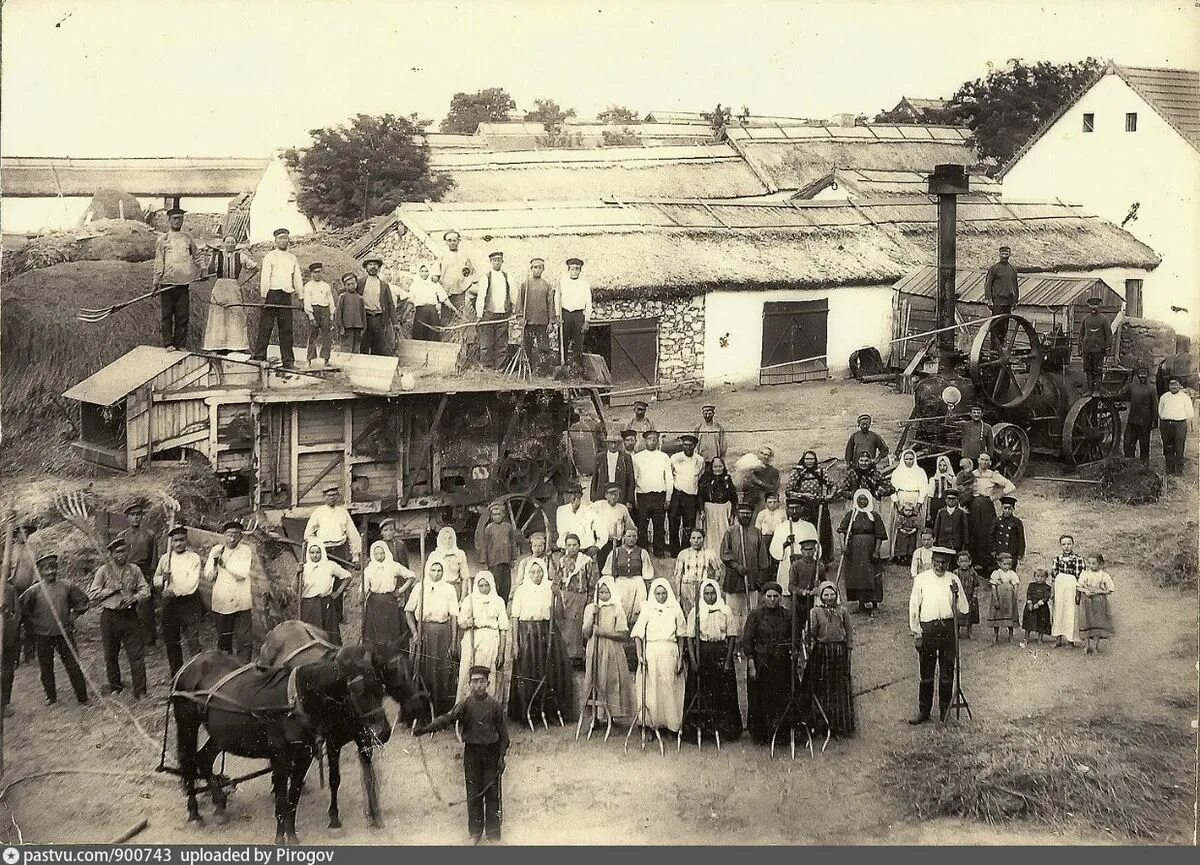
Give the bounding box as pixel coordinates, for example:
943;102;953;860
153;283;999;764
479;501;524;599
787;537;824;625
205;520;255;660
694;404;727;464
959;404;993;463
303;262;335;366
357;257;398;356
1078;296;1113;394
668;433;705;555
518;257;555;374
931;489;969;554
991;496;1025;569
253;228;304;369
476;251;514;370
19;554;90;706
153;207;202;351
844;414;889;464
413;664;509;844
88;538;150;698
154;526;205;676
118;503;158;646
555;257;592;376
592;430;636;505
336;271;366;353
626;400;656;452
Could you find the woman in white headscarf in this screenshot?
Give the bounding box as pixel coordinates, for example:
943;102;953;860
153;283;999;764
456;572;510;703
926;455;957;528
630;577;687;734
682;578;743;741
836;489;888;614
408;261;452;342
427;527;470;600
298;542;351;639
508;558;575;725
581;576;636;727
404;559;459;714
890;449;928;513
362;540;416;657
510;531;550;599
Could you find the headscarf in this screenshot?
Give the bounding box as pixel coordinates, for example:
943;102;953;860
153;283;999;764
851;488;875;516
302;542;336;595
428;526;468;582
691;578;732;641
932;455;955;482
462;571;508;628
559;548;593;592
364;540;405;593
435;526;459;553
815;580;840;608
594;575;622;610
510;559;553;620
632;577;685;642
409;262;436;293
891;448;928;494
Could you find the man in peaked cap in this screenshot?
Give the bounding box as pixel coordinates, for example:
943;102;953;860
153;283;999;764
18;553;91;707
153;206;203;352
303;261;336;366
252;228;304;369
204;519;255;660
555;257;592;377
991;496;1026;570
1118;365;1158;465
517;257;556;375
626;399;656;452
694;403;727;464
357;256;399;356
154;525;205;676
592;429;636;505
983;244;1019;351
668;433;705;555
118;502;158;647
87;537;150;698
908;545;970;724
305;485;362;567
959;403;993;464
475;250;514;370
1078;295;1114;395
844;413;889;465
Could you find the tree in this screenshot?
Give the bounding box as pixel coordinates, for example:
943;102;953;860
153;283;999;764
285;114;451;227
597;104;639;125
525;98;576;128
440;87;516;134
600;128;640;147
537;127;584;149
950;58;1103;165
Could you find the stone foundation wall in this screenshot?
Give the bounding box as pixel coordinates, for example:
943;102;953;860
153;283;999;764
594;294;705;400
371;225;436;281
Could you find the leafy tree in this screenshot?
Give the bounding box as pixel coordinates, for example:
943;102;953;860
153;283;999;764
537;127;584;149
950;58;1103;165
525;98;576;128
440;87;516;134
285;114;451;227
600;128;640;147
597;105;639;124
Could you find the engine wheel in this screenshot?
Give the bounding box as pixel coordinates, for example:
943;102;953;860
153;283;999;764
991;422;1030;482
1061;397;1120;465
968;314;1043;409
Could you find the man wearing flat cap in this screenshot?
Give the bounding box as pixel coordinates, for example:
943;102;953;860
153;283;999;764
303;262;336;366
908;546;970;724
694;404;727;464
592;430;636;505
844;413;889;465
252;228;304;369
118;503;158;647
983;244;1019;351
959;403;993;464
668;433;705;556
626;399;656;452
88;538;150;698
555;257;592;376
1078;296;1113;395
518;257;556;375
154;525;205;676
204;520;255;660
990;496;1025;570
476;251;514;370
304;485;362;567
357;257;398;356
18;554;90;707
153;207;203;352
1118;365;1158;464
632;429;673;558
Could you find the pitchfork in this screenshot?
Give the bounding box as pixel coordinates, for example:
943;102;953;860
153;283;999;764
78;288;163;322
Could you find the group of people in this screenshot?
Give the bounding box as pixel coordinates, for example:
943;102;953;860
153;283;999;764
153;215;595;376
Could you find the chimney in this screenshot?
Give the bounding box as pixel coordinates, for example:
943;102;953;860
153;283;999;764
927;164;971;371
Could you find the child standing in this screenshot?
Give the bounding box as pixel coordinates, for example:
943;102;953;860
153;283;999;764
954;549;980;639
303;262;335;365
1076;553;1115;654
754;492;785;537
478;502;524;600
910;528;936;577
1021;568;1052;645
1051;534;1084;648
891;501;920;565
986;551;1020;643
336;272;366;353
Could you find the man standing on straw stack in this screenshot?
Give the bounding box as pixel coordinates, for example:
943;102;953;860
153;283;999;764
556;257;592;378
153;207;202;352
518;257;555;375
253;228;304;370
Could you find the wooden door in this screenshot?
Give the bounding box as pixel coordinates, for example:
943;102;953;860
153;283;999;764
607;318;659;405
760;300;829;385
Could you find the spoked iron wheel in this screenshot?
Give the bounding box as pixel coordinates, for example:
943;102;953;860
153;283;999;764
968;314;1043;409
990;422;1030;482
473;492;553;552
1061;397;1120;466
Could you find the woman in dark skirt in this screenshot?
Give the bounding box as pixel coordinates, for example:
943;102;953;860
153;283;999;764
404;560;461;715
555;533;597;668
508;559;576;724
966;453;1016;575
741;582;795;745
1022;568;1053;643
805;581;855;739
786;450;837;564
837;489;888;614
362;541;416;657
682;579;743;742
298;542;351;640
926;456;956;529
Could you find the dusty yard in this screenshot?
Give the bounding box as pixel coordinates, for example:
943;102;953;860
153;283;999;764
1;380;1195;845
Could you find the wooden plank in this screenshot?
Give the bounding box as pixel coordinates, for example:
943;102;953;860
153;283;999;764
343;404;354;504
396;339;461;374
401;393;450;506
289;405;299;508
295;411;386;502
251;401;262;511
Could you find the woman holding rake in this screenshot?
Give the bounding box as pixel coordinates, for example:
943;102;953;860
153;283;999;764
508;559;575;725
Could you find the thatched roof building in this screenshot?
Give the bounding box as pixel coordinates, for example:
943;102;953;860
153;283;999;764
795;167;1000;199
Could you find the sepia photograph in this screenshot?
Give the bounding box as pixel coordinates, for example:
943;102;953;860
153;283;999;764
0;0;1197;848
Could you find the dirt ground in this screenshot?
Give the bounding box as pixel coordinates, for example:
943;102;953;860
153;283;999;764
1;380;1196;845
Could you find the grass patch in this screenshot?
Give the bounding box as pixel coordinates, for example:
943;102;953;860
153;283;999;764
883;713;1192;841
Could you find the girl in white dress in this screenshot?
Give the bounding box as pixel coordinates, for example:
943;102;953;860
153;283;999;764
631;577;687;734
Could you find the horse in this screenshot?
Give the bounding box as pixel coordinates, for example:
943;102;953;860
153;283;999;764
171;645;390;845
258;620;429;830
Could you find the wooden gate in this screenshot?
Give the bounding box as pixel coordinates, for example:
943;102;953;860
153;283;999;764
760;300;829;385
591;318;658;405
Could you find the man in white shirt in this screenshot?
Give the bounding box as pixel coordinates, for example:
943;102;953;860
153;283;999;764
590;483;633;570
1158;375;1195;475
204;520;255;660
632;430;673;558
475;250;514;370
668;434;705;555
304;486;363;565
153;525;203;675
769;495;820;596
153;207;202;351
252;228;303;368
435;230;477;306
908;546;970;724
555;485;597;558
303;262;335;366
555;257;592;376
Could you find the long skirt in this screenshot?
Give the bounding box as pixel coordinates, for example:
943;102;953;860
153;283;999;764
363;592;403;656
560;586;588;665
202;277;250;351
299;596;340;638
682;640;743;740
634;639;685;732
1022;598;1052;636
582;635;636;723
805;641;855;738
1051;575;1078;641
1077;594;1114;639
968;497;998;573
987;583;1019;627
413;620;457;715
508;620;576;723
746;651;795;744
702;502;732;559
843;533;882;605
725;591;749;637
456;627;510;704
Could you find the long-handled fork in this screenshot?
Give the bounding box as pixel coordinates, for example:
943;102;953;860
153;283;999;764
78;288;162;323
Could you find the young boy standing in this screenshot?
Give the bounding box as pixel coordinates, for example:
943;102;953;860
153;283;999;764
754;492;785;537
336;272;366;353
303;262;335;365
479;502;523;600
787;537;824;626
910;529;936;578
414;665;509;844
518;258;555;374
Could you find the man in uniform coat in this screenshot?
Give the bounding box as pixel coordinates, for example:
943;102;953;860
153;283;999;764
591;432;636;504
1078;296;1112;394
991;495;1026;569
983;244;1019;350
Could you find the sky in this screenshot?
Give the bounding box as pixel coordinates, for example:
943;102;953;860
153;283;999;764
2;0;1198;158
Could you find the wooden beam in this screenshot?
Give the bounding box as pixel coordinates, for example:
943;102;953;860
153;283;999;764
289;405;299;508
401;393;451;506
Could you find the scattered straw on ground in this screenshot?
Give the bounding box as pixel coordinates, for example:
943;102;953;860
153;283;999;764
1093;456;1164;504
882;713;1193;840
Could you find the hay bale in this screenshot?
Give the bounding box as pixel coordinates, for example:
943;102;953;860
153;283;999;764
1119;317;1175;373
79;189;145;224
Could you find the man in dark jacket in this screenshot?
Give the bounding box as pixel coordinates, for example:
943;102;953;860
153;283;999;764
932;489;970;553
358;257;397;356
591;432;636;504
984;245;1019;350
1078;296;1112;394
991;495;1026;569
1119;366;1159;464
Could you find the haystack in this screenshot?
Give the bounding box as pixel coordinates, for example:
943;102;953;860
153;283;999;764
79;188;145;224
0;219;157;280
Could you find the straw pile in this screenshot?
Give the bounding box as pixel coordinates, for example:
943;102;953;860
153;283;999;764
0;219;157;280
1093;455;1163;504
883;713;1192;840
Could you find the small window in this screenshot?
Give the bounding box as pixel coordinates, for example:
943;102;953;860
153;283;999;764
1082;113;1095;132
1125;279;1143;317
1126;112;1137;132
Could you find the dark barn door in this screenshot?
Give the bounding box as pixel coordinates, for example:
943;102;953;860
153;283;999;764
760;299;829;385
585;318;658;405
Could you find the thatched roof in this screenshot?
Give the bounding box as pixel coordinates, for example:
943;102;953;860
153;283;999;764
430;145;769;202
1;156;269;197
726;124;976;193
473;121;715;150
386;196;1158;301
794;167;999;199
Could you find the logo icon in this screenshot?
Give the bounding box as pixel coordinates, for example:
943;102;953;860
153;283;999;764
3;846;20;864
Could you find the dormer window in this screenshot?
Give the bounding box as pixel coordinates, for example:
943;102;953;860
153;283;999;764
1082;113;1095;132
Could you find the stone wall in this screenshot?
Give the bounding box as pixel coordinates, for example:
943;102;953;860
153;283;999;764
1119;316;1176;373
371;225;436;281
593;294;705;400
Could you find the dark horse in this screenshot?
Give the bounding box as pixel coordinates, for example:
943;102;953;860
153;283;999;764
258;621;429;830
171;645;390;845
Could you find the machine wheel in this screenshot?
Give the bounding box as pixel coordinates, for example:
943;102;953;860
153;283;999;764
1061;397;1120;466
991;422;1030;482
968;314;1043;409
473;492;553;552
497;456;532;493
